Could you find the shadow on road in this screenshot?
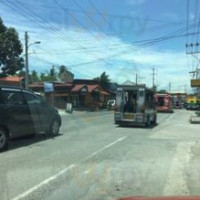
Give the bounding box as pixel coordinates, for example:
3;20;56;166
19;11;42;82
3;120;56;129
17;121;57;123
7;133;63;151
116;123;158;129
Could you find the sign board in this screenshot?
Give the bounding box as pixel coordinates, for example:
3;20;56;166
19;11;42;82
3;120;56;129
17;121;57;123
191;79;200;87
44;83;54;93
66;103;73;113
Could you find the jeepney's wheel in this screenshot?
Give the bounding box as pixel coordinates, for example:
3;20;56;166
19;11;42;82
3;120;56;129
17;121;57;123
152;115;157;125
145;116;151;128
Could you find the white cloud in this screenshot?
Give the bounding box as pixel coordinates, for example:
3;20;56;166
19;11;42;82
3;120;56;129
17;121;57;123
0;2;192;92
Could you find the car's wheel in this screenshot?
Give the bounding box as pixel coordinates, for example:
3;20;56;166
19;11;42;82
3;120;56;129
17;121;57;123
49;119;60;136
0;128;8;152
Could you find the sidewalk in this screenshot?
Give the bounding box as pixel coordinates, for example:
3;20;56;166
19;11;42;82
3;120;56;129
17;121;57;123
58;109;111;116
58;110;69;116
58;109;87;116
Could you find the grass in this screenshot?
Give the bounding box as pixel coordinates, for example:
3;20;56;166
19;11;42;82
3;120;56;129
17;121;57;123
195;111;200;117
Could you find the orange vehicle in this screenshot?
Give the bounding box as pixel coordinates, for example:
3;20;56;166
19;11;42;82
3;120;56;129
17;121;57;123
155;94;173;113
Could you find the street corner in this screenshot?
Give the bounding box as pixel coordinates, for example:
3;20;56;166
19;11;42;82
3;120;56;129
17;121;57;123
189;112;200;124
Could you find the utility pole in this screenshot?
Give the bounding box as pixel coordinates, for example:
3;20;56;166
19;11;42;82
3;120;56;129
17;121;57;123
152;67;155;88
24;32;41;89
25;31;29;90
135;73;138;85
169;82;171;93
151;67;156;91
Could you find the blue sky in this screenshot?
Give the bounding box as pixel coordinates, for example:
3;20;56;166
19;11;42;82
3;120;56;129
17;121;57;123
0;0;199;92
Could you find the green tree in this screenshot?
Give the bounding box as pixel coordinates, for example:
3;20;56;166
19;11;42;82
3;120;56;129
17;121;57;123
40;72;48;82
59;65;67;76
30;70;39;83
39;66;57;82
49;65;57;81
157;89;167;94
0;17;24;77
94;72;111;90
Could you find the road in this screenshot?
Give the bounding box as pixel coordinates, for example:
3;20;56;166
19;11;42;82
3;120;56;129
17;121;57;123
0;109;200;200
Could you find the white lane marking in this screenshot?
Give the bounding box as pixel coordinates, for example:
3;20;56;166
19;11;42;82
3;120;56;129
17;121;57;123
12;136;127;200
163;142;195;195
83;136;128;161
12;164;75;200
83;114;112;121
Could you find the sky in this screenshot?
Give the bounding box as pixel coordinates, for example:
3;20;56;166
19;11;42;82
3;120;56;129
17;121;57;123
0;0;200;92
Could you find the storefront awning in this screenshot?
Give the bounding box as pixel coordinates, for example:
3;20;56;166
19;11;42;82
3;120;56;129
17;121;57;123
101;91;110;95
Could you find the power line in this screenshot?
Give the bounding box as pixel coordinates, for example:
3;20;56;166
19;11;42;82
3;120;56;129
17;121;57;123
4;0;184;25
87;0;118;34
34;30;200;56
1;0;195;53
59;31;200;68
2;0;114;65
0;0;118;79
70;0;118;50
72;0;106;33
2;0;199;75
54;0;111;51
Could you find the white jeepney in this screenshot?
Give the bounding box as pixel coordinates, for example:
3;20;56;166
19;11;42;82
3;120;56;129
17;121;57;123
114;84;157;127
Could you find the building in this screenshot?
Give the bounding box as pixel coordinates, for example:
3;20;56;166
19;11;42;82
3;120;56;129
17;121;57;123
0;76;24;87
29;79;110;110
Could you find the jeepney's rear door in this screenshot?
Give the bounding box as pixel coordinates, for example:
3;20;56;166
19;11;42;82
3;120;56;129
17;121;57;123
137;87;145;113
116;88;124;112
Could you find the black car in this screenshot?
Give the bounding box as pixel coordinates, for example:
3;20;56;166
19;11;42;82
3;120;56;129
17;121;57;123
0;86;62;152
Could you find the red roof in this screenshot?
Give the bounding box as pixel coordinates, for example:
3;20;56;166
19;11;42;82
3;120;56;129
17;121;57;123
87;85;99;92
0;76;24;82
71;84;86;92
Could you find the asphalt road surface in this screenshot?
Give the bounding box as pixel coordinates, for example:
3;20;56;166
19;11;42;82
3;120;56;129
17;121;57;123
1;109;200;200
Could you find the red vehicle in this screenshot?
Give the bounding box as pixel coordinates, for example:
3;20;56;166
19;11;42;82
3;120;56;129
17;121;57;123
155;94;173;113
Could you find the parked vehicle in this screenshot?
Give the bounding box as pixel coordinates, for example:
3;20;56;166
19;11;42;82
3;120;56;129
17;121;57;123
187;100;200;110
114;84;157;127
155;94;173;113
174;100;182;109
186;96;200;110
106;99;116;110
0;86;62;152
